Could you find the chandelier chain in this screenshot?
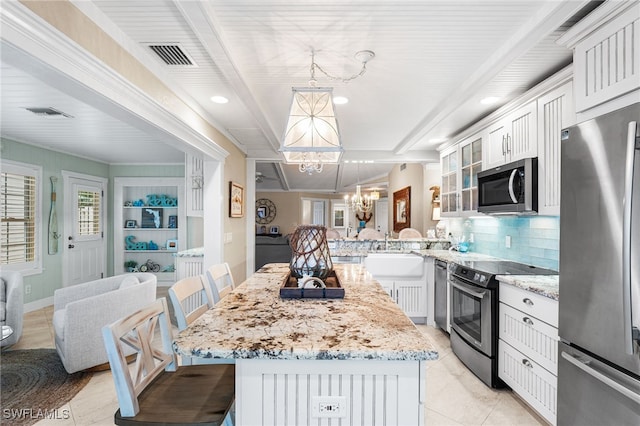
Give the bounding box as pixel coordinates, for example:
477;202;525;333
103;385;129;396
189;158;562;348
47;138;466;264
309;50;372;84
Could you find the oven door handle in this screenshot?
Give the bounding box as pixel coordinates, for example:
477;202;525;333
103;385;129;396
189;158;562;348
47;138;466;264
451;279;486;299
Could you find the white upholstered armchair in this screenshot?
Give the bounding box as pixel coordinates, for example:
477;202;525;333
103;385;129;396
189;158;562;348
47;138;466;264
53;273;157;373
1;270;24;348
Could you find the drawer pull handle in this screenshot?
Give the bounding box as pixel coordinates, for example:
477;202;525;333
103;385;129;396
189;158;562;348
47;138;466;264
522;359;533;368
523;317;534;326
522;298;534;307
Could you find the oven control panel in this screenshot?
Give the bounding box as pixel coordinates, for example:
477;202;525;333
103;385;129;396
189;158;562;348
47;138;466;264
451;264;493;288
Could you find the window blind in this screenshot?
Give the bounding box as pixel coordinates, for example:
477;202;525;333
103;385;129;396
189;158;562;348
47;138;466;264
1;171;37;265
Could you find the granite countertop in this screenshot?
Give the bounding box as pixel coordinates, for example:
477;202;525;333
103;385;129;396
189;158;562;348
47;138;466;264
173;263;438;362
496;275;560;301
414;249;559;300
411;249;499;263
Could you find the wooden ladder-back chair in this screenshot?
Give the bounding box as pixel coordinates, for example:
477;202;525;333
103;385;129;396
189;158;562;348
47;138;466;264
205;263;235;302
168;275;214;332
101;298;235;426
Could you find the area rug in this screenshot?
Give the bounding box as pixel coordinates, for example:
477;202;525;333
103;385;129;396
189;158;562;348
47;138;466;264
0;349;92;426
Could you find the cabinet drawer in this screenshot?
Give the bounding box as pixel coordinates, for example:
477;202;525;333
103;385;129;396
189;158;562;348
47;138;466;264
499;283;558;328
499;340;557;425
499;302;559;374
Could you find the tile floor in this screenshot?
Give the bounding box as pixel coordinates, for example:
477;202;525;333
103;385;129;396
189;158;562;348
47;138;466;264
5;303;547;425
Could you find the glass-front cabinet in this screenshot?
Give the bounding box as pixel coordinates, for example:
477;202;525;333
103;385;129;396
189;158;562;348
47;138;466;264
440;133;483;216
460;137;482;212
440;148;458;215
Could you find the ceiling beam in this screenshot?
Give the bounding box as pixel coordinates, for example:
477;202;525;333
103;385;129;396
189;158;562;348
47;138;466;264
175;0;281;153
274;162;290;191
393;0;592;154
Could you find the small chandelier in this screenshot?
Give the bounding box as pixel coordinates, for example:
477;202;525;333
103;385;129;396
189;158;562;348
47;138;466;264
298;152;324;175
344;185;377;213
280;50;375;174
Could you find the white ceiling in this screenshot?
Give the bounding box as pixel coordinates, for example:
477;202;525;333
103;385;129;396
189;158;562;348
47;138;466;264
0;0;600;192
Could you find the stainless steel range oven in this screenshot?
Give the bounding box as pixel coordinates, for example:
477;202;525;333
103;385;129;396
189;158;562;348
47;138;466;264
449;260;557;388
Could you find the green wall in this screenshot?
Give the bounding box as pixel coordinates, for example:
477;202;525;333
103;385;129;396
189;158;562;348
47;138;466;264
1;138;183;305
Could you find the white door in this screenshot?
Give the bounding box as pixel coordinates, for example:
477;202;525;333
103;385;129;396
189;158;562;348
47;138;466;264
63;172;107;287
375;199;389;234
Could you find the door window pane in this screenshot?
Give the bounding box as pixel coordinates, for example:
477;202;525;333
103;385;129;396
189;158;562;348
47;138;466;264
77;190;101;236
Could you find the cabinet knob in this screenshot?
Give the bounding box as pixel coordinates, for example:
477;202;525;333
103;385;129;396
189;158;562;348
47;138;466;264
68;244;75;249
523;317;534;326
522;359;533;368
522;298;534;307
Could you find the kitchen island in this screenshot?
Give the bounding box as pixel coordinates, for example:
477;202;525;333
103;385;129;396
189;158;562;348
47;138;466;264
173;263;438;425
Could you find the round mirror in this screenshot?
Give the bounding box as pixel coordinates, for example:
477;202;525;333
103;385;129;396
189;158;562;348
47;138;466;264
255;198;276;224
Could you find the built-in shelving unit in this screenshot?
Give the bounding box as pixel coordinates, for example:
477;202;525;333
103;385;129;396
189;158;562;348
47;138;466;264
114;177;186;286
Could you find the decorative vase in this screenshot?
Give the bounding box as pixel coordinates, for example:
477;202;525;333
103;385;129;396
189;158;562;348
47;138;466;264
289;225;333;280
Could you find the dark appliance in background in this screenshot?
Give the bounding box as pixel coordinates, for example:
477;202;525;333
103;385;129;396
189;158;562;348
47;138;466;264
449;260;557;388
558;103;640;425
434;260;448;331
477;157;538;214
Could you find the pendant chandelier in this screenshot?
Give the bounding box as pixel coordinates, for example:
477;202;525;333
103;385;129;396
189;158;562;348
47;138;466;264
280;50;375;174
345;185;379;213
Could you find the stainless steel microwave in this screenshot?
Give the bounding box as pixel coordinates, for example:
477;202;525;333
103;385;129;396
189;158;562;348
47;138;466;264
477;157;538;214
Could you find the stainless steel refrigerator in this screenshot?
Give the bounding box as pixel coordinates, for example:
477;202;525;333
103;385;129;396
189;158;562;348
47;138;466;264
558;102;640;425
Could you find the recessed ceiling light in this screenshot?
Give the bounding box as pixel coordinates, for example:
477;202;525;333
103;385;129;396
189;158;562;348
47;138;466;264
480;97;500;105
333;96;349;105
210;96;229;104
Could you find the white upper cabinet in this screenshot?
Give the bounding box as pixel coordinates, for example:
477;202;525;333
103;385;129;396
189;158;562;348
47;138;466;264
439;66;572;218
440;132;483;216
558;1;640;120
537;82;575;216
485;101;537;169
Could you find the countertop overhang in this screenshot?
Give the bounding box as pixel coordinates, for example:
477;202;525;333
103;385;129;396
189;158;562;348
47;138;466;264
173;263;438;361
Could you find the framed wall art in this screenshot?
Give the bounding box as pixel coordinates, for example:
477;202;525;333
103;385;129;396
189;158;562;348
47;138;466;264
125;219;137;228
165;239;178;251
393;186;411;233
229;181;244;218
142;208;163;228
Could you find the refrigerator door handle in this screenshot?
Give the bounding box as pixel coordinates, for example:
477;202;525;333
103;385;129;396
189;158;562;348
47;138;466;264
561;351;640;405
622;121;639;354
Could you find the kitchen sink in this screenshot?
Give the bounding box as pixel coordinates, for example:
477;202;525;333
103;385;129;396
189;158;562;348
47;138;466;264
363;253;424;278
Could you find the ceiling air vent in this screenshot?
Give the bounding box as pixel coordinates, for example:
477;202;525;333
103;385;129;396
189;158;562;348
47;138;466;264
146;44;197;67
24;107;73;119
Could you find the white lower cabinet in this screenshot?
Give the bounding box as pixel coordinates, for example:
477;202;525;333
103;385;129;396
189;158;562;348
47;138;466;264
498;340;557;425
499;283;559;425
378;279;427;322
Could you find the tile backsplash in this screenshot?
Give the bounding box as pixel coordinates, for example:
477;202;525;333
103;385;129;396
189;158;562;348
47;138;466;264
445;216;560;271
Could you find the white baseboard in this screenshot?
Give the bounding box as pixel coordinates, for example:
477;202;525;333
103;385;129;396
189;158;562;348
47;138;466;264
24;296;54;313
